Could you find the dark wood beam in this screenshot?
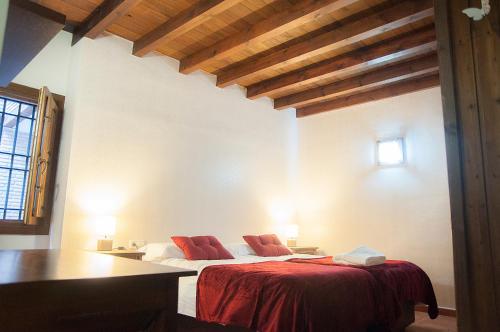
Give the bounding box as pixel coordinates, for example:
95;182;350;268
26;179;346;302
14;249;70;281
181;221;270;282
247;25;436;99
296;72;440;117
179;0;359;74
216;0;434;88
72;0;143;46
434;0;500;330
133;0;241;57
275;53;439;110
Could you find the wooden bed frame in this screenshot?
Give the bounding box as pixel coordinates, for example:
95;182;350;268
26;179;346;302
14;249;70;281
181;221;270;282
177;301;416;332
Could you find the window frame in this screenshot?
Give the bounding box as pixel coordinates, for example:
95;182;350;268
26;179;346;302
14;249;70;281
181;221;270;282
376;137;407;167
0;83;64;235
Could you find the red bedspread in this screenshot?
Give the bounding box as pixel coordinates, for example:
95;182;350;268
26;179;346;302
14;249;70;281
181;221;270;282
196;261;399;332
288;257;439;320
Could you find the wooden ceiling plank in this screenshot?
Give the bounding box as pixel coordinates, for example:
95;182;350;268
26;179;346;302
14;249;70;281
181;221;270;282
296;72;440;117
179;0;360;74
133;0;242;57
246;25;437;99
72;0;143;45
274;52;439;110
216;0;434;88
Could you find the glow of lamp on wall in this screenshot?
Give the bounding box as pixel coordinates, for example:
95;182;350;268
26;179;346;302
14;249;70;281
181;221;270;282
376;137;406;166
268;199;295;224
96;215;116;251
285;223;299;247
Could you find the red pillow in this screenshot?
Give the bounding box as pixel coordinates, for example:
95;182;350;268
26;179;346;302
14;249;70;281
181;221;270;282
243;234;292;257
171;236;234;260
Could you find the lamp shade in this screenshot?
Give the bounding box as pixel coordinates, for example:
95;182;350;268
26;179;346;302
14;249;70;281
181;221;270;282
96;216;116;238
285;223;299;239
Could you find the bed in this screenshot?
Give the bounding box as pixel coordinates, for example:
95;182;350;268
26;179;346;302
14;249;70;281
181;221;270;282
154;254;320;318
149;251;436;332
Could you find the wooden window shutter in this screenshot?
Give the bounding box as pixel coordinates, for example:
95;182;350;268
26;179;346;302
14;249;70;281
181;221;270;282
24;87;60;225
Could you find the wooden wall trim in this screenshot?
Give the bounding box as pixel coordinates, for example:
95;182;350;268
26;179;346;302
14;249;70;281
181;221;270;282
0;82;65;106
415;305;457;317
0;82;39;103
0;221;50;235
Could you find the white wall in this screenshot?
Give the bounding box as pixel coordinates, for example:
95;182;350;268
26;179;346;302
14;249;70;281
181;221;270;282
12;32;72;96
0;31;72;249
1;32;296;250
56;34;296;250
296;87;455;308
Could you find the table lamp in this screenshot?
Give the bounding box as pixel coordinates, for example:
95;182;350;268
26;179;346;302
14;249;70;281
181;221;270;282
285;223;299;247
96;216;116;251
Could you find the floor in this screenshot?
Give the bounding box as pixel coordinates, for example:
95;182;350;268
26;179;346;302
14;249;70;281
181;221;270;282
406;312;457;332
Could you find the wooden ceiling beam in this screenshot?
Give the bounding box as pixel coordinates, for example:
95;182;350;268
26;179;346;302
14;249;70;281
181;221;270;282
72;0;142;45
296;72;440;117
246;25;437;99
216;0;434;88
275;53;439;110
133;0;241;57
179;0;359;74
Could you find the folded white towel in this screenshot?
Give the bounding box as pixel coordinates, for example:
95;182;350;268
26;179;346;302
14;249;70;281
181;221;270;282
333;246;386;266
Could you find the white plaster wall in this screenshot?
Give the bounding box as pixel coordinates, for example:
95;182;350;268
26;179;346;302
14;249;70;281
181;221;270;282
12;32;72;96
57;34;296;250
296;87;455;308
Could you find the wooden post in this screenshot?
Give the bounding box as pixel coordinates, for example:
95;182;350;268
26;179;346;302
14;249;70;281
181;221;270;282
434;0;500;331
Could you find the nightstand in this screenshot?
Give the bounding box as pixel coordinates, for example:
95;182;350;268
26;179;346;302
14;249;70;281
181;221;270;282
289;246;319;255
96;249;145;260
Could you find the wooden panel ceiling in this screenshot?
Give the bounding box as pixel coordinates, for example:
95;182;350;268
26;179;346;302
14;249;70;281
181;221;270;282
34;0;440;117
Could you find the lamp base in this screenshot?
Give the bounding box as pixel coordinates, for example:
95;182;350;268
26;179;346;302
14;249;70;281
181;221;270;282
97;239;113;251
287;239;297;247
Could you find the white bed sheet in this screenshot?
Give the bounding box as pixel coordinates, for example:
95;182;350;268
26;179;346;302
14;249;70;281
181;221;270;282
153;254;323;317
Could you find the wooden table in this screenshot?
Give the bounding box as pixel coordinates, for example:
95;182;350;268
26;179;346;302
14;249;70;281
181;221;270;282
0;249;196;332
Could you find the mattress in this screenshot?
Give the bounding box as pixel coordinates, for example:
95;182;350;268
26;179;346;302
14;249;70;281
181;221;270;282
154;254;323;317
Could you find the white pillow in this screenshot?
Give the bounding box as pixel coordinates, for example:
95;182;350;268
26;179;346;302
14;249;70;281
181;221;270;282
225;243;256;256
164;243;185;259
139;243;185;261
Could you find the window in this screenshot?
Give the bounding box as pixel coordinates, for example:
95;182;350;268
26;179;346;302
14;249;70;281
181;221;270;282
0;83;63;235
376;137;406;166
0;97;36;221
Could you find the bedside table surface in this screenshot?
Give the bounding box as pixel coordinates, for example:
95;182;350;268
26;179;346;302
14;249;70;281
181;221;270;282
289;246;319;250
289;246;319;255
96;250;144;254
